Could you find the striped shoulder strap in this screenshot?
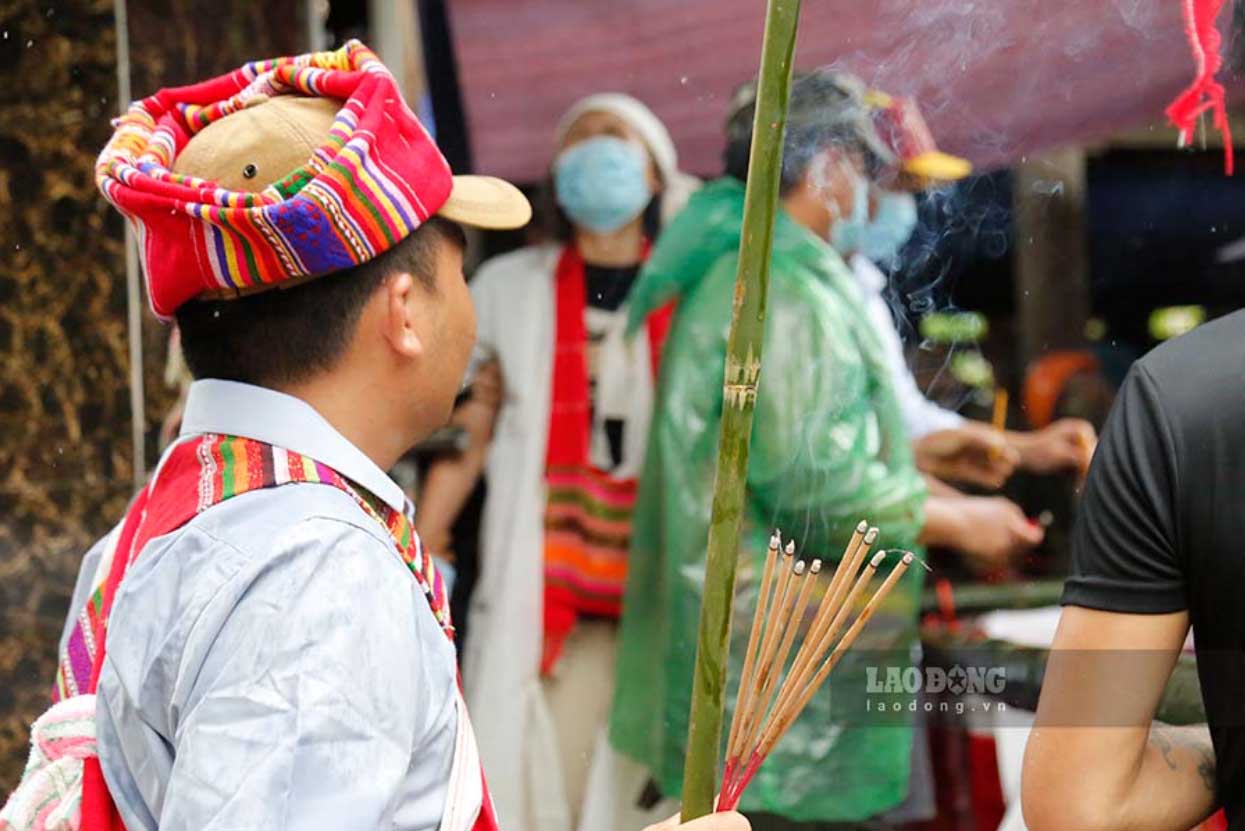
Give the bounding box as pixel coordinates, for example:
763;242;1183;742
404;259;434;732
191;434;452;636
55;433;452;701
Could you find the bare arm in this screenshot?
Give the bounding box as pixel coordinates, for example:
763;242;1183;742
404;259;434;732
414;361;503;556
921;472;962;499
919;494;966;549
1022;606;1216;831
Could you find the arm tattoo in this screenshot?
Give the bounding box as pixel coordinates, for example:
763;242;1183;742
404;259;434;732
1196;744;1217;794
1151;728;1179;771
1149;725;1217;793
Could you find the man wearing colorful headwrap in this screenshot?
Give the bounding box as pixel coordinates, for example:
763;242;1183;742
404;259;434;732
0;42;747;831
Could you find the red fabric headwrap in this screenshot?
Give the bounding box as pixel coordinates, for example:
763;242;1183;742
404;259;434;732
96;40;452;318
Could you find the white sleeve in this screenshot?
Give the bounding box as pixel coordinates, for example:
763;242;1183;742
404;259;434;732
856;271;965;440
900;386;967;439
151;519;456;831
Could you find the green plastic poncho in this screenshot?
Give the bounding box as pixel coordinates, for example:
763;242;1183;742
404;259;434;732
610;178;929;823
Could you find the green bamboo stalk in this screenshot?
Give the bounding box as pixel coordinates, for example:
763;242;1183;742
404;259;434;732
680;0;801;820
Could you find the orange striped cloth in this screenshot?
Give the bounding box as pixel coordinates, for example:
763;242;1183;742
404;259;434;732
541;244;670;674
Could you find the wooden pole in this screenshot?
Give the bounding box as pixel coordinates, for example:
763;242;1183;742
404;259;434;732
1012;150;1090;369
679;0;800;819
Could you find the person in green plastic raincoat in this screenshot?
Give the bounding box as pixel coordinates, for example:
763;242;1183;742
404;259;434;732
607;71;1045;829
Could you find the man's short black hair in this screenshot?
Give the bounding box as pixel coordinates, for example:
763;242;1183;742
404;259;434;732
176;217;466;388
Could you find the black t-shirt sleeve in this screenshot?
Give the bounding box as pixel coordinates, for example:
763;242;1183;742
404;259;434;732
1063;364;1186;613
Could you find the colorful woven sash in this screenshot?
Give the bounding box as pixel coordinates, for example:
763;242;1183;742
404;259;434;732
51;433;481;831
541;244;671;674
56;433;450;702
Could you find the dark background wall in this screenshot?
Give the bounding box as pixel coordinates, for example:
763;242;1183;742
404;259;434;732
0;0;132;788
0;0;305;789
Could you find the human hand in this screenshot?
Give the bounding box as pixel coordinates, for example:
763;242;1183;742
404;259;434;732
951;496;1045;572
1013;418;1097;478
914;423;1019;490
643;811;750;831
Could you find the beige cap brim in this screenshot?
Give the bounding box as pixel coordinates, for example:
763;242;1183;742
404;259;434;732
903;150;973;183
438;175;532;230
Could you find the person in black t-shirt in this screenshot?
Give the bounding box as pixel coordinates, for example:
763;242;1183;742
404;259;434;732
1022;309;1245;830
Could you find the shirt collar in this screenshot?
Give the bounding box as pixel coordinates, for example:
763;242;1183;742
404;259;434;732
179;379;407;513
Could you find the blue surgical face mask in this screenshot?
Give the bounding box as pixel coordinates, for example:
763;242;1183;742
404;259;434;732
829;171;870;254
860;190;918;264
553;136;652;234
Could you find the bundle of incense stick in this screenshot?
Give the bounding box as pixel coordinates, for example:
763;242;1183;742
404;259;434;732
718;521;916;810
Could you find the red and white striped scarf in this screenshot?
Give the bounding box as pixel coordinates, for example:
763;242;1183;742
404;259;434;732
541;244;672;673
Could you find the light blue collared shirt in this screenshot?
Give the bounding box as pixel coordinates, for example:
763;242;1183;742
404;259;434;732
62;380;457;831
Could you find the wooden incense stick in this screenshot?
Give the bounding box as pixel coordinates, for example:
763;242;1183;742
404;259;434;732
812;541;882;658
736;542;796;744
758;552;915;758
992;388;1009;432
719;530;924;810
766;528;877;708
765;544;882;733
988;389;1009;462
737;557;820;759
803;522;868;648
736;547;802;749
725;532;782;763
722;549;805;804
803;526;876;656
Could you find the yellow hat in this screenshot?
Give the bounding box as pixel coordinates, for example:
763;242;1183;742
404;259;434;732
866;91;972;188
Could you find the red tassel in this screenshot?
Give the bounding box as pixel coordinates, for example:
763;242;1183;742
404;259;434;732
1165;0;1234;174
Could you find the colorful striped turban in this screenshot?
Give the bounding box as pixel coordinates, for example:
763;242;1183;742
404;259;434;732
96;40;529;319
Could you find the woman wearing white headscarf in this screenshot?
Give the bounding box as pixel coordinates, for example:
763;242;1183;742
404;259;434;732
416;93;697;831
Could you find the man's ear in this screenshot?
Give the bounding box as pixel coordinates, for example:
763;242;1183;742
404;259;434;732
382;272;424;359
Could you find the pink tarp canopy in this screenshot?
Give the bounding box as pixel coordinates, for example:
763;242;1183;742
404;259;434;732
450;0;1238;182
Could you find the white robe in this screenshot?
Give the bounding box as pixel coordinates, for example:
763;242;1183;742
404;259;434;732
463;244;655;831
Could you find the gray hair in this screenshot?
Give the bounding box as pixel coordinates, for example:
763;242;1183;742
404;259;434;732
723;69;893;193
